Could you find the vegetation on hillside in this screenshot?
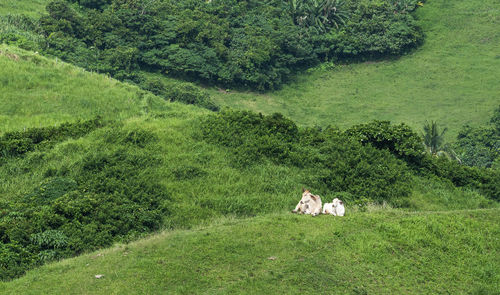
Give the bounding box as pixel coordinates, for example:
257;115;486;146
1;0;498;289
1;0;424;90
454;105;500;169
2;107;498;280
209;0;500;140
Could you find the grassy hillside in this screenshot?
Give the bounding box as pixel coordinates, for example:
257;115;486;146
0;0;49;17
2;209;499;294
1;0;499;290
210;0;500;140
1;42;497;281
0;45;156;133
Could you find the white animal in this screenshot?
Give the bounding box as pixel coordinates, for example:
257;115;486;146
322;198;346;216
292;189;322;216
332;198;345;216
322;202;336;215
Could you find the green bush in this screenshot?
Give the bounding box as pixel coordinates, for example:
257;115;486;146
454;106;500;168
29;0;424;90
140;76;219;111
201;110;412;202
0;117;104;158
0;243;37;281
326;0;424;58
345;120;424;160
201;110;500;202
417;156;500;201
0;127;170;280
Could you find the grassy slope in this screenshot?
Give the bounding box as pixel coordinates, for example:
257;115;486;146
0;44;313;226
3;45;492;225
1;209;499;294
0;45;150;133
0;0;49;17
209;0;500;140
0;0;499;292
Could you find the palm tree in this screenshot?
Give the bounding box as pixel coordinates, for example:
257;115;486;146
287;0;348;32
319;0;348;29
422;121;461;162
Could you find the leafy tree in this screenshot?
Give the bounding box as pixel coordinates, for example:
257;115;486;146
30;0;424;90
422;120;447;156
455;105;500;168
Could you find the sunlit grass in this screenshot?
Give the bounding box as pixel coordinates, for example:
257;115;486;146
0;45;151;133
0;0;49;17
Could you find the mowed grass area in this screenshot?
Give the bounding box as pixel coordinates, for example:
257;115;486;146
0;0;49;17
1;209;499;294
209;0;500;140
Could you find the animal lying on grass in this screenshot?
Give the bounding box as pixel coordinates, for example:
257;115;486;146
292;189;345;217
292;188;322;216
323;198;345;216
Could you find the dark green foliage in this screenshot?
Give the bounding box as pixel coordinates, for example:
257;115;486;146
29;0;423;90
201;110;300;166
326;0;424;58
343;120;499;200
23;177;78;205
0;243;37;281
202;110;500;201
454;106;500;168
70;0;112;9
139;76;219;111
201;110;412;202
345;120;424;160
455;125;499;168
0;126;170;280
0;117;104;158
416;156;499;201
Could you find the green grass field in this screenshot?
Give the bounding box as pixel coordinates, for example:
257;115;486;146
209;0;500;140
2;209;499;294
1;0;499;292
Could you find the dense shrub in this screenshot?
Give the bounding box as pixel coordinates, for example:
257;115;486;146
0;127;170;280
201;110;500;202
139;75;219;111
343;119;499;200
454;106;500;169
25;0;424;90
0;117;104;158
345;120;424;160
415;155;500;201
201;110;412;202
326;0;424;58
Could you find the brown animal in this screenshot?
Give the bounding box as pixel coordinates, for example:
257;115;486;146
292;188;322;216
